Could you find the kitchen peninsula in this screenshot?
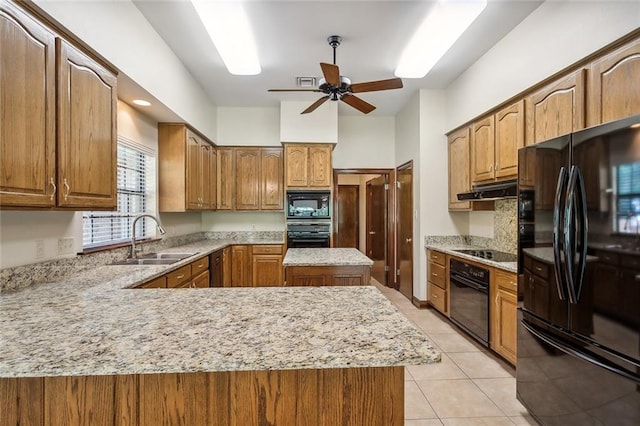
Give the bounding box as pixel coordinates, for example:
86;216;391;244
0;245;438;425
283;247;374;286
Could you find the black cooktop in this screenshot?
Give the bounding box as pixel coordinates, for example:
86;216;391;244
453;249;517;263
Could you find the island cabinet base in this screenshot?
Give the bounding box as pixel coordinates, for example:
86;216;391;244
284;265;372;286
1;366;403;425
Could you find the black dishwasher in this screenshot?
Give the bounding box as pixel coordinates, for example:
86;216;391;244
449;258;490;346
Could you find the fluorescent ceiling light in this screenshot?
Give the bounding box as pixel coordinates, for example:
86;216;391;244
132;99;151;106
192;1;261;76
395;0;487;78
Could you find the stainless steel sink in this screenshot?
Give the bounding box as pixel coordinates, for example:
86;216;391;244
110;252;197;266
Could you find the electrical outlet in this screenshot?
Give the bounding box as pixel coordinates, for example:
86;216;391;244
35;240;45;259
57;237;74;255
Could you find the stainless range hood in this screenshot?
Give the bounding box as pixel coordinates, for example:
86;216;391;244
457;179;518;201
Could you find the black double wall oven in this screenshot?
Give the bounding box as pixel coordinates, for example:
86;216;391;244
286;190;331;248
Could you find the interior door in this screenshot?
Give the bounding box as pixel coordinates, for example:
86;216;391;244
367;175;387;285
397;162;413;300
336;185;359;248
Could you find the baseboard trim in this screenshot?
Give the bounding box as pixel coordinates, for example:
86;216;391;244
411;296;429;309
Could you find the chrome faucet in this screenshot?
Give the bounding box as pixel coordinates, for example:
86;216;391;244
130;214;166;258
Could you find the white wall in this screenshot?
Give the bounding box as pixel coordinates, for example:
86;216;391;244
34;0;218;141
280;101;338;143
445;1;640;131
334;116;395;169
217;107;280;146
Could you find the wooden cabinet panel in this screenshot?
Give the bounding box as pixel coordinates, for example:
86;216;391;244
0;2;56;208
428;250;446;266
200;144;214;209
57;39;117;209
495;100;525;179
260;148;284;210
185;131;201;210
222;247;232;287
137;276;167;289
471;115;495;183
192;270;210;288
217;148;235;210
526;69;586;145
518;147;536;189
447;127;471;211
231;245;251;287
252;254;284;287
139;373;209;426
309;145;332;187
209;147;217;211
429;283;446;314
427;250;449;316
210;249;224;287
166;265;191;288
491;270;517;365
589;37;640;126
235;148;260;210
428;262;446;289
285;145;309;187
252;245;283;255
284;265;371;287
191;256;209;277
0;376;44;426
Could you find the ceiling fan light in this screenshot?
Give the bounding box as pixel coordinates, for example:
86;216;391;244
192;1;261;75
394;0;487;78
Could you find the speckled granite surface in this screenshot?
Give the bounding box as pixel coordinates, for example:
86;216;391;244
283;248;374;266
425;241;517;273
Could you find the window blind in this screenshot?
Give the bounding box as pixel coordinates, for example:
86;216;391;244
83;138;157;249
616;162;640;233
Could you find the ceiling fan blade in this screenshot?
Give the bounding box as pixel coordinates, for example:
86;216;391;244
350;78;403;93
320;62;341;87
341;94;376;114
268;89;323;92
301;96;330;114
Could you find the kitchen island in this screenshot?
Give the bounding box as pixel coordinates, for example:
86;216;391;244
283;247;374;286
0;256;438;425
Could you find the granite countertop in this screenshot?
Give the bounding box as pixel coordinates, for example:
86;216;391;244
425;243;517;273
523;247;599;265
0;242;438;378
283;248;374;267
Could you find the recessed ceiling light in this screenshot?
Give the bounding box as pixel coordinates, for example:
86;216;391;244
132;99;151;106
192;1;261;76
395;0;487;78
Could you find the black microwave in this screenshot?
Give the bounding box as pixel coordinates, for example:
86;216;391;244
286;190;330;219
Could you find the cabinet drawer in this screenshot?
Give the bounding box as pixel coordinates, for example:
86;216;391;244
190;256;209;275
429;283;447;314
252;245;283;255
530;259;549;279
596;250;619;266
137;276;166;289
166;265;191;288
428;250;446;266
495;269;517;293
620;254;640;269
428;262;446;289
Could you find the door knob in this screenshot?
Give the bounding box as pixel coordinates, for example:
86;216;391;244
369;231;376;235
405;237;412;243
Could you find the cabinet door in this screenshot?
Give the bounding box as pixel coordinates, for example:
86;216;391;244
589;37;640;126
192;270;210;288
222;247;231;287
285;145;309;187
448;127;471;210
495;100;524;179
494;285;517;365
200;143;212;210
252;254;284;287
526;69;586;145
231;245;251;287
260;148;284;210
208;147;217;210
518;147;536;189
471;116;495;183
56;39;117;209
210;250;224;287
217;148;235;210
0;2;56;208
185;131;201;210
235;148;260;210
308;145;332;187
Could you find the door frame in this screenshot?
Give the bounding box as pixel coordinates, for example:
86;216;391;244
333;168;396;288
395;160;413;300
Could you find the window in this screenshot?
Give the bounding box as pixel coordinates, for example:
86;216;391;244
616;161;640;234
83;138;157;249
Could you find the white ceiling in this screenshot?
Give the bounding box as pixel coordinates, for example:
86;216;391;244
132;0;543;117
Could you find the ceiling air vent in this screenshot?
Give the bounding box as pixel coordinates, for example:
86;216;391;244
296;77;317;88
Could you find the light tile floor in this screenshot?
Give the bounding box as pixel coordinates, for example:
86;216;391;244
373;282;540;426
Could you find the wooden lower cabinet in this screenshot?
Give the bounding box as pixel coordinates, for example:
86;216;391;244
427;250;448;316
490;269;518;365
1;367;403;425
251;245;283;287
284;265;371;286
136;255;211;289
138;276;167;289
231;245;252;287
210;249;224;287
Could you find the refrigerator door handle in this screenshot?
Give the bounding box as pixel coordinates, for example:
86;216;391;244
522;320;640;385
564;166;579;304
553;167;569;301
573;167;588;302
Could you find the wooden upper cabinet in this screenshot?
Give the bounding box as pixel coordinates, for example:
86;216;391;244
260;148;284;210
284;144;332;189
0;2;56;208
235;148;260;210
285;145;309;187
158;124;215;212
448;127;471;211
217;148;235;210
209;148;217;211
495;100;525;179
526;69;586;145
1;1;117;210
588;37;640;126
471;116;495;183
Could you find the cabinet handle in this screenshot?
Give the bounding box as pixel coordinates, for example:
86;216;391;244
433;294;438;299
176;274;184;279
489;164;493;172
49;177;57;201
495;293;499;305
63;178;70;201
432;273;438;277
535;266;542;272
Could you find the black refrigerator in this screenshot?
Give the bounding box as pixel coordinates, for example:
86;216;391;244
517;114;640;425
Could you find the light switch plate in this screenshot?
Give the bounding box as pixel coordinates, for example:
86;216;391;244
57;237;74;255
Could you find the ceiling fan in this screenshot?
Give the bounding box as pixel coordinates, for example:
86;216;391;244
268;35;403;114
